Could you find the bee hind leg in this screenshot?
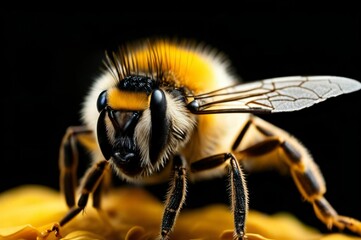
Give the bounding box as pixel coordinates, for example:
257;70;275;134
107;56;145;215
191;153;248;240
292;164;361;235
236;116;361;236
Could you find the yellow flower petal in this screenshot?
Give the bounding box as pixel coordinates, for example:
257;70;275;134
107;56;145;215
320;234;361;240
0;185;360;240
0;224;40;240
60;230;106;240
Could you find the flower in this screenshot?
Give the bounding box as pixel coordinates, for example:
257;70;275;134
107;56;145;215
0;185;359;240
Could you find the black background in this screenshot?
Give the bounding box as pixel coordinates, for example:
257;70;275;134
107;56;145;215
2;12;360;234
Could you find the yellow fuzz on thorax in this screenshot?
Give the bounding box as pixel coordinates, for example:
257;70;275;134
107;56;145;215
108;88;149;111
129;41;216;93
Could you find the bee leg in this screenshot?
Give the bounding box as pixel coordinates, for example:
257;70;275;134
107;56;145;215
229;154;248;239
43;160;109;239
60;160;108;226
236;116;361;235
290;155;361;235
59;126;94;208
91;171;115;228
191;153;248;240
92;177;103;209
91;160;112;210
161;155;187;240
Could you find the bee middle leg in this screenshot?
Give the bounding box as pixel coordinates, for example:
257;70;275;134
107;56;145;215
161;155;187;240
191;153;248;239
233;116;361;235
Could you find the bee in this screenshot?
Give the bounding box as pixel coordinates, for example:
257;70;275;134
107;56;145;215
47;38;361;239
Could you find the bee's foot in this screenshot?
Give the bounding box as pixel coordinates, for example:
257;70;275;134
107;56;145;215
40;223;62;239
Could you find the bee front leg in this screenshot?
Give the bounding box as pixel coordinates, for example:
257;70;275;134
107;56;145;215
161;155;187;240
191;153;248;240
61;160;108;225
43;160;109;238
59;126;95;208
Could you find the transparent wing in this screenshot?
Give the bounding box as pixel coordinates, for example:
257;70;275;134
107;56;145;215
187;76;361;114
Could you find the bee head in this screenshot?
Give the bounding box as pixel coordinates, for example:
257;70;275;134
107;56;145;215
95;75;195;179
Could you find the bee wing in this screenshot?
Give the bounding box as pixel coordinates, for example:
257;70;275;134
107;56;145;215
187;76;361;114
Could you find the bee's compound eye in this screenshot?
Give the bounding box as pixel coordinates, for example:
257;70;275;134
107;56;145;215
97;90;108;112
